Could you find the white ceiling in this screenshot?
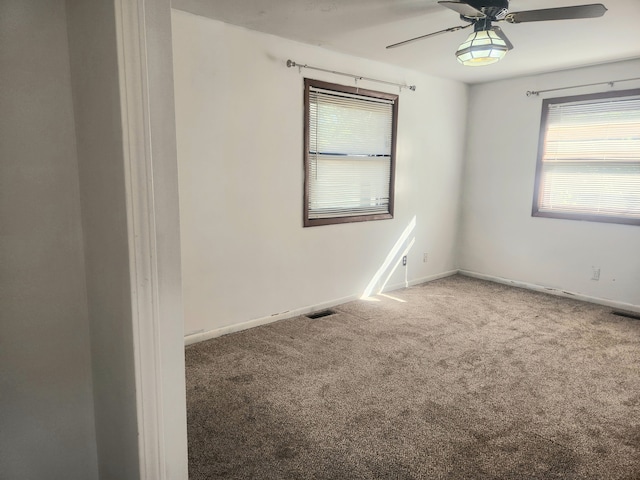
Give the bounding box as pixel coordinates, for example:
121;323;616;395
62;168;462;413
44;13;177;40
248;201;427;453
172;0;640;84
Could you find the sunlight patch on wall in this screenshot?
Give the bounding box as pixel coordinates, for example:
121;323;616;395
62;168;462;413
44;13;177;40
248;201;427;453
361;215;416;299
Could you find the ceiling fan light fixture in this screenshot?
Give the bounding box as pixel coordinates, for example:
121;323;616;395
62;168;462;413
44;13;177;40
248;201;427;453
455;29;509;66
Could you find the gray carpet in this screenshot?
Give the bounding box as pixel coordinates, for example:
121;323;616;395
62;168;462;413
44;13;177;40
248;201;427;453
185;274;640;479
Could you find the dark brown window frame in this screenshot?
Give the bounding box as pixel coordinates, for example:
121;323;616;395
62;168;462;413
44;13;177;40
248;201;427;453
303;78;399;227
532;88;640;226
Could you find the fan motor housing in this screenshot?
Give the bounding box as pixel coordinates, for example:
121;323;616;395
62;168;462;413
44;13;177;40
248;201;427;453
464;0;509;20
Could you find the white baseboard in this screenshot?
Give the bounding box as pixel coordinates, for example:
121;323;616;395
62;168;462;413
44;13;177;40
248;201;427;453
459;269;640;314
184;269;460;346
186;268;639;346
383;269;459;293
184;292;361;346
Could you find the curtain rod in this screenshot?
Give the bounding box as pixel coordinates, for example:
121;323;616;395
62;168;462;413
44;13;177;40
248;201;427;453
526;77;640;97
287;60;416;92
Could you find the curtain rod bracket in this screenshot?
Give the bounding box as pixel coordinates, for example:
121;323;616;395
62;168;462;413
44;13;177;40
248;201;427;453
286;59;416;92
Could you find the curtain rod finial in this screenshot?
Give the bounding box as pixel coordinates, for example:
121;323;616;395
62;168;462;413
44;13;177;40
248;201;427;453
287;59;296;68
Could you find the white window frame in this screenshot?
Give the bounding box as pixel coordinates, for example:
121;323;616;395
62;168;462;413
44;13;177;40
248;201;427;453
532;88;640;226
303;78;398;227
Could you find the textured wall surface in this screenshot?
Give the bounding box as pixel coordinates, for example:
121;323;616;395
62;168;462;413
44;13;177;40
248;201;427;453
66;0;139;478
0;1;99;478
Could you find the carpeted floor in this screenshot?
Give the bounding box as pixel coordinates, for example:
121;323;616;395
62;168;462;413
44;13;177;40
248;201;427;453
185;274;640;479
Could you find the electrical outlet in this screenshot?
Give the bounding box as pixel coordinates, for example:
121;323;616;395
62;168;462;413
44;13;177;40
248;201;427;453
402;255;407;266
423;253;428;263
592;267;600;281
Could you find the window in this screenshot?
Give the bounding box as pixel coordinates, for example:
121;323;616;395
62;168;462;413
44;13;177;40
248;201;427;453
532;88;640;226
304;79;398;227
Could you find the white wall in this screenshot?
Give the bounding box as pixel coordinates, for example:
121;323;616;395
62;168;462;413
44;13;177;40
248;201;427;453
459;59;640;308
172;9;468;338
66;1;140;478
0;1;99;478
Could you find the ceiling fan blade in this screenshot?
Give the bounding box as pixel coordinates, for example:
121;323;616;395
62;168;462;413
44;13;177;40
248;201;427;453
491;26;514;50
505;4;607;24
438;1;486;18
386;24;472;49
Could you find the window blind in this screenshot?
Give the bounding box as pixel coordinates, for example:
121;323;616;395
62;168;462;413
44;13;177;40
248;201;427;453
537;91;640;222
308;87;394;220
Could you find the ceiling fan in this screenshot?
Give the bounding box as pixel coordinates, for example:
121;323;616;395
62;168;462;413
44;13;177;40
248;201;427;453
386;1;607;66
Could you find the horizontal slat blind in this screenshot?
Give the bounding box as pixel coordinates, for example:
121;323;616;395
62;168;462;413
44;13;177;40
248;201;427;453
538;92;640;220
540;163;640;215
308;87;394;219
